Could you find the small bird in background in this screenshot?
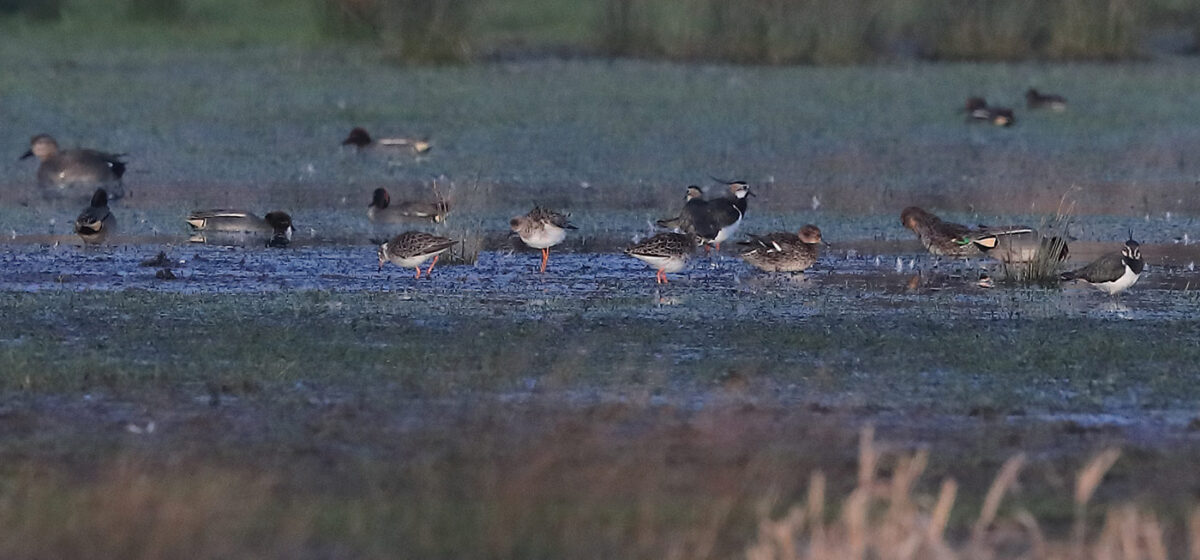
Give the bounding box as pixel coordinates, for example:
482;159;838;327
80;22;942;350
1025;88;1067;111
185;210;295;248
21;134;127;201
74;188;116;245
377;231;458;278
1060;234;1144;295
738;224;829;273
626;232;697;284
341;127;431;154
510;205;576;273
367;188;449;224
656;185;710;236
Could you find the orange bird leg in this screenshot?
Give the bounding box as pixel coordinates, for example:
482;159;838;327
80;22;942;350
413;266;422;279
425;254;440;277
539;248;549;273
714;242;721;251
660;269;669;284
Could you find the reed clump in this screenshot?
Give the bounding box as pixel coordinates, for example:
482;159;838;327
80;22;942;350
746;426;1181;560
995;191;1076;286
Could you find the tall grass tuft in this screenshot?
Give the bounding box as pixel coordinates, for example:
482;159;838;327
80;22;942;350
438;177;487;265
994;190;1077;286
746;434;1174;560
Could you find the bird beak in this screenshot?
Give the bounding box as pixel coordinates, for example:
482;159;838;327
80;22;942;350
823;240;832;247
747;191;757;197
19;150;33;160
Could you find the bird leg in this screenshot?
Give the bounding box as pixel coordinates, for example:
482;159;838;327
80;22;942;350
425;255;440;277
539;248;549;273
413;266;422;279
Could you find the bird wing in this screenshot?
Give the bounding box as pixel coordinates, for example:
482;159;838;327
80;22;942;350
1064;252;1125;283
706;199;742;228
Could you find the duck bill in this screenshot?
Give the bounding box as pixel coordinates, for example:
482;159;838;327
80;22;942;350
19;150;33;160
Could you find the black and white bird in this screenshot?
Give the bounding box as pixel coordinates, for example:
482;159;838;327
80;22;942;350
1060;236;1144;295
74;188;116;245
701;179;753;250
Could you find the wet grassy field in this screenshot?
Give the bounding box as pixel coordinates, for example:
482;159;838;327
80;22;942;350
6;32;1200;557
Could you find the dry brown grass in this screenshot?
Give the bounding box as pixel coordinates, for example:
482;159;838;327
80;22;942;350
0;460;311;560
745;427;1184;560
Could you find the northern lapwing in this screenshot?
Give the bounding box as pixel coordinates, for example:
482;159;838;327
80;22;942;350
738;224;829;273
377;231;457;278
702;179;753;250
21;134;126;201
510;205;576;273
1060;235;1144;295
74;188;116;245
186;209;295;248
368;188;448;224
626;232;696;284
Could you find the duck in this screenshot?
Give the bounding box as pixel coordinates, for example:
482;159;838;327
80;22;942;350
739;224;829;273
1060;235;1144;295
20;134;126;200
342;127;431;154
377;231;457;278
626;232;696;284
1025;88;1067;111
185;210;295;247
510;205;576;273
971;229;1069;264
701;180;753;250
367;188;448;224
74;188;116;245
901;207;1031;258
961;98;1015;127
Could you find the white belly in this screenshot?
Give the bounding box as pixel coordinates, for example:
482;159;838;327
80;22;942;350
712;218;741;244
631;254;687;273
1093;266;1140;295
522;225;567;249
392;251;440;269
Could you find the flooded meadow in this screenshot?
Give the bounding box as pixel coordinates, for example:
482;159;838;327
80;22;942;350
5;41;1200;558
